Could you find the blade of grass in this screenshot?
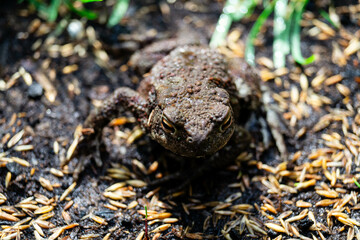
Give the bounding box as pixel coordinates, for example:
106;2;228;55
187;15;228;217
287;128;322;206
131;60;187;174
229;0;257;21
273;0;289;68
319;9;339;29
65;0;98;20
210;0;257;48
353;178;360;188
245;0;277;66
107;0;130;28
48;0;61;22
79;0;103;2
53;18;69;37
209;13;233;48
145;206;149;240
27;0;50;20
290;0;315;65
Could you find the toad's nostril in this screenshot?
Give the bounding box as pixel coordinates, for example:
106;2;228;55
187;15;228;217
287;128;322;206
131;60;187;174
187;137;193;143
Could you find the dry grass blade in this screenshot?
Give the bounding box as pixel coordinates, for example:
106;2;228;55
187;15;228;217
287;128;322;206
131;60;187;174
316;199;338;207
60;182;77;201
312;19;336;36
163;218;178;223
50;168;64;177
5;172;11;188
48;227;64;240
90;214;107;225
35;219;55;229
150;224;171;233
286;209;308;223
13;145;34;152
39;177;53;191
324;74;343;86
34;71;57;103
127;200;138;209
63;223;79;230
32;222;44;237
126;179;147;188
7;130;24;148
62;210;71;223
0;193;7;204
11;157;30;167
34;230;45;240
126;128;144;145
295;179;316;189
316;190;339;198
66;137;79;162
105;182;126;192
34;206;54;215
265;223;286;233
344;38;360;56
296;200;312;208
0;209;20;222
336;83;350;97
135;231;145;240
108;200;127;209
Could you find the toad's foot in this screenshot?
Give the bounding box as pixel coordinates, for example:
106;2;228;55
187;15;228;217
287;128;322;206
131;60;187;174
261;86;288;160
67;87;149;179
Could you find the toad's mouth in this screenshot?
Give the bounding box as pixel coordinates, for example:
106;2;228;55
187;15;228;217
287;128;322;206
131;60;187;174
166;134;232;158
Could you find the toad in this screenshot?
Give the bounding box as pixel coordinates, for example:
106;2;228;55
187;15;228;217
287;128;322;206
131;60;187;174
71;42;285;184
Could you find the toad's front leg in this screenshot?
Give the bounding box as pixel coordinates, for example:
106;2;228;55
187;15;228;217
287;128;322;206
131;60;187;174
70;87;149;180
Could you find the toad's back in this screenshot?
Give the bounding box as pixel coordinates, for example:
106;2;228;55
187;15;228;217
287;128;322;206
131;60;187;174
148;46;233;109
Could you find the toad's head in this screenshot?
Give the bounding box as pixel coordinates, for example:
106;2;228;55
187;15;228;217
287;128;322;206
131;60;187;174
147;87;235;158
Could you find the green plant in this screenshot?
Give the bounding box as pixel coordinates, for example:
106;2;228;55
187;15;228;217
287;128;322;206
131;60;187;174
209;0;258;49
144;205;149;240
210;0;321;68
21;0;129;28
288;0;315;66
353;178;360;188
107;0;129;28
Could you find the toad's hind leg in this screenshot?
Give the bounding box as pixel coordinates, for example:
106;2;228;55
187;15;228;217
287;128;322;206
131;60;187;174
71;87;149;180
228;58;287;160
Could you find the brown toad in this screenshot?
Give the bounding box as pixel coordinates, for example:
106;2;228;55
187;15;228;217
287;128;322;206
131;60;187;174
73;44;281;181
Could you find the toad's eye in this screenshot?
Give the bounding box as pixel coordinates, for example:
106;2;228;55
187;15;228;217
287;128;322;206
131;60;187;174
161;117;176;134
220;112;232;132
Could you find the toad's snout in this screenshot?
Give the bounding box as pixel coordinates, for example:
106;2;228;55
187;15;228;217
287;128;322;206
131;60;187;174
184;120;213;144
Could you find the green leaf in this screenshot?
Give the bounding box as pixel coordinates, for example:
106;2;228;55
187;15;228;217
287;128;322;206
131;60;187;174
27;0;50;19
48;0;61;22
209;13;233;48
353;178;360;188
227;0;257;21
210;0;257;49
273;0;289;68
107;0;130;28
245;0;277;66
319;9;339;29
73;8;98;19
79;0;103;2
290;0;315;65
65;0;98;20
